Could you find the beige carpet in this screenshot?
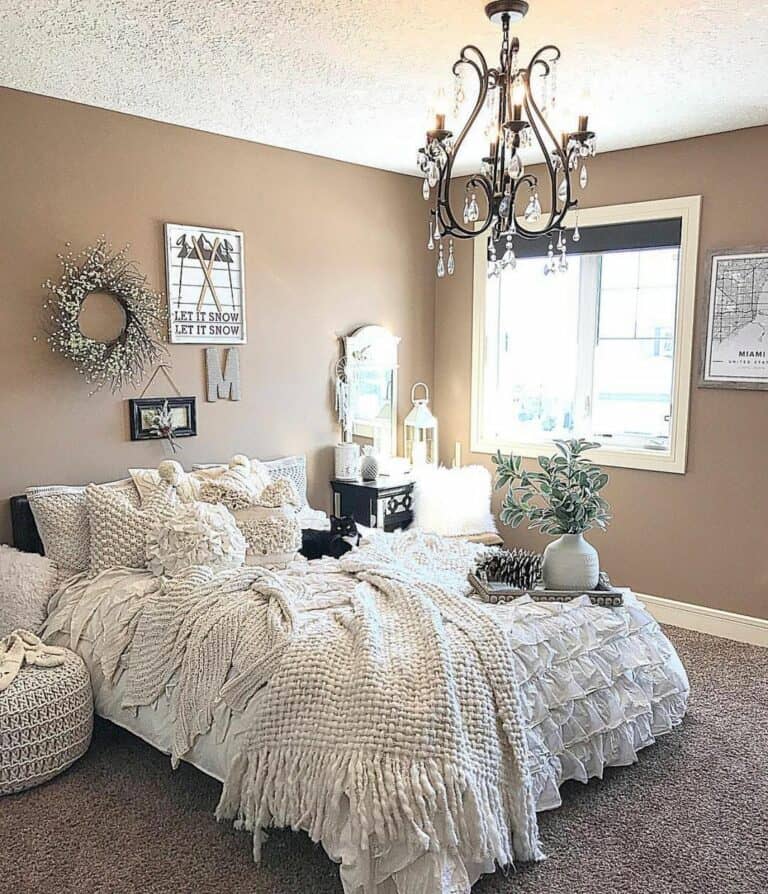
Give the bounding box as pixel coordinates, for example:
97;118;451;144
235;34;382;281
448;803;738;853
2;626;766;893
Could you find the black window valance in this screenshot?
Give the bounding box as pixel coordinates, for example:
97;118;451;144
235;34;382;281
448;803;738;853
495;217;682;259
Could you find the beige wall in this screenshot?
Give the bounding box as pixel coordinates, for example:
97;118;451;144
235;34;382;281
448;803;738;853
0;87;435;543
434;126;768;620
2;86;765;620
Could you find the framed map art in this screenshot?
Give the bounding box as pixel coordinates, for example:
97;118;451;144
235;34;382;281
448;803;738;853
165;223;247;344
700;249;768;389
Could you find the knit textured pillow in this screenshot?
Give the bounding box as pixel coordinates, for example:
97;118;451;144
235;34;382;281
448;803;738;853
129;460;229;505
86;483;176;574
27;479;139;573
231;505;302;568
262;456;307;507
192;456;308;507
197;455;263;510
145;502;246;577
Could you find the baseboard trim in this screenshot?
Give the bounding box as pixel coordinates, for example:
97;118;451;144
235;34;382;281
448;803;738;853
637;593;768;647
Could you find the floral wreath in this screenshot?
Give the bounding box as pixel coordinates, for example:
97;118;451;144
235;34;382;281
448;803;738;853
42;238;167;393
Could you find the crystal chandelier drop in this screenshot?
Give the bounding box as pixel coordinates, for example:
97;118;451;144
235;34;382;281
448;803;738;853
417;0;597;278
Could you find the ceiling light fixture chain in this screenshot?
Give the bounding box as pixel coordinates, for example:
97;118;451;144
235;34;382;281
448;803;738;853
417;0;597;278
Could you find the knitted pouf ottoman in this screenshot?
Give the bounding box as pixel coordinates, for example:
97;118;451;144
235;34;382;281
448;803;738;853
0;643;93;795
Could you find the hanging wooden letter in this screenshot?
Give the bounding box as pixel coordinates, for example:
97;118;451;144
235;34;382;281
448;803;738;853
206;347;241;401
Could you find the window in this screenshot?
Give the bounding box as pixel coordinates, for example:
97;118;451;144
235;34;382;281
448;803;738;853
471;197;701;473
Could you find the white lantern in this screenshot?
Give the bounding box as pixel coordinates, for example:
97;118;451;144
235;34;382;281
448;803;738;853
405;383;438;467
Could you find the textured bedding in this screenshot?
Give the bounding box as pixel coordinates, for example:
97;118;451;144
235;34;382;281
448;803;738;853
43;531;689;894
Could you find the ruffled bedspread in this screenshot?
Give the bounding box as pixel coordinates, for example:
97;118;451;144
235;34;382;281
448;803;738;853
43;533;688;894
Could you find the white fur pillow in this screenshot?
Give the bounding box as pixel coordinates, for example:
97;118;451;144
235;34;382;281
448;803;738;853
145;502;246;577
0;545;58;635
413;465;497;537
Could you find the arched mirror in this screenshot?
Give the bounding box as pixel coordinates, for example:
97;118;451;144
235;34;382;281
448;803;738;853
342;325;400;457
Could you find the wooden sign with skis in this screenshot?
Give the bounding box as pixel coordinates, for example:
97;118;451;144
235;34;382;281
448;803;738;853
164;223;246;344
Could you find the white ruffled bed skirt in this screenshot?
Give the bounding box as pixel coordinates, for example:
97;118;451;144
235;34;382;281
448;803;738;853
45;574;688;894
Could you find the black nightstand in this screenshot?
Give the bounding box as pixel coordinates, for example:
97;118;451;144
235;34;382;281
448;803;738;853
330;476;414;531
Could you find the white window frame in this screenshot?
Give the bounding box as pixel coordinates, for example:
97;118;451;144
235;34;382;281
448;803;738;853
470;196;702;473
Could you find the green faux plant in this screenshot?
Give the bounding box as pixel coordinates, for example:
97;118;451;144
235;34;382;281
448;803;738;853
492;438;611;536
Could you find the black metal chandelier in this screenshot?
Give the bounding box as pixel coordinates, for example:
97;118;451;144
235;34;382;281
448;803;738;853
417;0;596;278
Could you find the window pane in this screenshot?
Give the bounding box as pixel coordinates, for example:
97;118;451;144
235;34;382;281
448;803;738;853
598;287;638;338
484;257;582;442
635;286;677;338
638;247;679;288
592;330;674;444
592;246;679;446
600;251;639;289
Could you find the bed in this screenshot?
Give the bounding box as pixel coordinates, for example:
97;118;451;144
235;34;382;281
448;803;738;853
12;492;689;894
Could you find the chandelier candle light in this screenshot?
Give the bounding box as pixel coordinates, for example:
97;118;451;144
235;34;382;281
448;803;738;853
417;0;597;278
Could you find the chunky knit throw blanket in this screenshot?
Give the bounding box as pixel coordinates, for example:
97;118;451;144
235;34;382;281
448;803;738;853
111;531;543;870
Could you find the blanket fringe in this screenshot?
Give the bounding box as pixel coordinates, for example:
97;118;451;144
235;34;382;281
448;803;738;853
216;746;543;870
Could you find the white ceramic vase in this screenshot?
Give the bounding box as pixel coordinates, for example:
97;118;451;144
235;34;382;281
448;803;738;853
542;533;600;591
360;448;379;481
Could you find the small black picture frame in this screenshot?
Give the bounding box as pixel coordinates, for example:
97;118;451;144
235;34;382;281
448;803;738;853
128;397;198;441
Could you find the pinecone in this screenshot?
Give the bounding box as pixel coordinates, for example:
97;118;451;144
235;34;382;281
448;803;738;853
474;547;542;590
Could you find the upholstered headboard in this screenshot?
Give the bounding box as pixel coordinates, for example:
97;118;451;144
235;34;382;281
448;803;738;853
10;495;44;555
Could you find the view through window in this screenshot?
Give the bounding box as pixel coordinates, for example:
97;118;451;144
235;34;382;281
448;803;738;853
477;216;689;461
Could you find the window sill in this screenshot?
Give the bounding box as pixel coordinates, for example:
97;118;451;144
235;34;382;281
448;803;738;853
470;436;687;474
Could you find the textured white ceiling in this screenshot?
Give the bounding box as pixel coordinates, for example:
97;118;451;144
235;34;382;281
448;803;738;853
2;0;766;175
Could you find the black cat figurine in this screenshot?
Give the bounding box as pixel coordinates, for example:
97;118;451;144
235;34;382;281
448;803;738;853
301;515;361;560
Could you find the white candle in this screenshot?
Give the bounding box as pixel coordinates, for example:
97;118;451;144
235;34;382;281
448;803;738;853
453;441;462;468
412;440;427;466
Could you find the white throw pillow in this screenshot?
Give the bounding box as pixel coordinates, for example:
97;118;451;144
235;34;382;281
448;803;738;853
145;502;246;577
232;505;302;567
197;455;264;509
86;482;177;573
27;479;139;574
0;545;59;635
413;465;497;537
192;455;308;507
195;462;302;567
132;456;272;506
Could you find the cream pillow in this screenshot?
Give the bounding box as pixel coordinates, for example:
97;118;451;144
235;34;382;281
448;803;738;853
193;455;307;507
196;464;302;568
197;455;263;509
86;482;177;573
129;460;216;504
131;456;271;506
145;502;246;577
27;478;139;574
0;545;59;635
232;505;302;567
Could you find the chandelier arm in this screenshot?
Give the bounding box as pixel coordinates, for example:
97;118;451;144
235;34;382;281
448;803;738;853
434;45;496;238
438;171;495;238
450;45;490;151
509;50;571;239
528;44;561;78
528;44;573;231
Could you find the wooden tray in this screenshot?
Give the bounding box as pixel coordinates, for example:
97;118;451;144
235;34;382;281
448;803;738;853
468;573;625;607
